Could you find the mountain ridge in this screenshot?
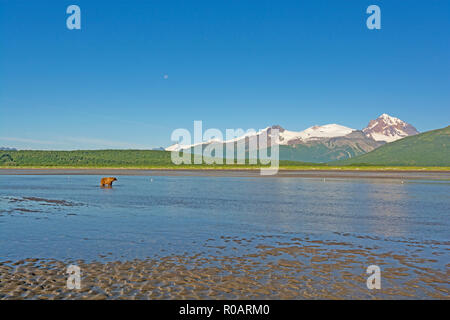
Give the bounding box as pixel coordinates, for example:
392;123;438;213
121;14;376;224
166;114;417;162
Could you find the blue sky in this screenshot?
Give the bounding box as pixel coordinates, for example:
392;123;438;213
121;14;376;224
1;0;449;150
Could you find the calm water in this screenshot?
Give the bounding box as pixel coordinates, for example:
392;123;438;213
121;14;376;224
0;175;449;263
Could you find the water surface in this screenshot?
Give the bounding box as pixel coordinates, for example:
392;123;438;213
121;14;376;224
0;175;448;260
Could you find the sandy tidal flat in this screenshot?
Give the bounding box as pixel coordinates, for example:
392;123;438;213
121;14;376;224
1;235;448;300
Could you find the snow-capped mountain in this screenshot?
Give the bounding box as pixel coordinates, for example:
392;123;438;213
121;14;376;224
166;124;356;151
362;114;419;142
165;114;419;163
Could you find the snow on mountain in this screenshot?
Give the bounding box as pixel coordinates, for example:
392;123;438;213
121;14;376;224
165;143;185;152
298;124;355;141
362;114;419;143
165;124;356;151
165;139;222;152
166;127;271;151
275;124;355;145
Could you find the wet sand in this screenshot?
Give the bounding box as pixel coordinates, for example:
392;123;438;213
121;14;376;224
1;235;448;300
1;168;449;180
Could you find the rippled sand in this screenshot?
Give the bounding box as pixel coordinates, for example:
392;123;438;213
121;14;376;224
1;236;448;300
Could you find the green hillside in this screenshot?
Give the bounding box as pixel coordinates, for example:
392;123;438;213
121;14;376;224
279;131;383;163
279;144;361;163
0;149;314;168
0;150;172;167
183;131;382;163
333;126;450;166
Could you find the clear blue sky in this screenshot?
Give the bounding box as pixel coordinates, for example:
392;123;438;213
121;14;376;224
1;0;449;150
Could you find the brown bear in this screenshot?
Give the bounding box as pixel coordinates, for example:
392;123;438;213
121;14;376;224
100;177;117;187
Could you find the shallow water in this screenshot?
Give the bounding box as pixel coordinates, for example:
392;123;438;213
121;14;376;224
0;175;449;260
0;175;449;299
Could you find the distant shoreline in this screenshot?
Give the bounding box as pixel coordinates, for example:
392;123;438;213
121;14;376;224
1;168;450;180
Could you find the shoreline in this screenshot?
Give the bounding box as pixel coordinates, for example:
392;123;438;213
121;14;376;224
1;168;450;180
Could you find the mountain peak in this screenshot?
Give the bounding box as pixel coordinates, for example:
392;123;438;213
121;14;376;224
378;113;403;125
363;114;419;142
